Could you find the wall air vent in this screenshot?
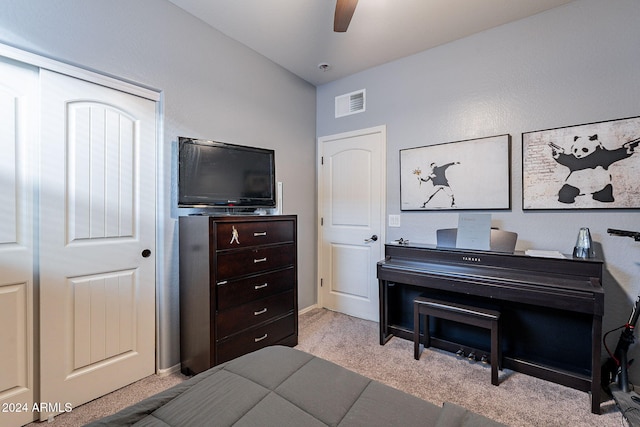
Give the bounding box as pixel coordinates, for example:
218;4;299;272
335;89;365;118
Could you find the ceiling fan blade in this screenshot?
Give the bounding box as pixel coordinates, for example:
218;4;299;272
334;0;358;32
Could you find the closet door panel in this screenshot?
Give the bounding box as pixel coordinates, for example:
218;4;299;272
67;103;136;242
39;69;157;420
0;57;36;427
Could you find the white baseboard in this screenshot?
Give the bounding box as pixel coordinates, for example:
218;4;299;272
157;363;181;377
299;304;318;316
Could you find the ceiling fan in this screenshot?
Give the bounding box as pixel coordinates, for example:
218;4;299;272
334;0;359;32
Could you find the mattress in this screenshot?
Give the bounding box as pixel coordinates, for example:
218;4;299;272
86;345;505;426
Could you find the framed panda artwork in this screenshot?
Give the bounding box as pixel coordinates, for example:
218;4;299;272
400;134;511;211
522;116;640;210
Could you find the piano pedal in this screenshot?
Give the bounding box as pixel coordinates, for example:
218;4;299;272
467;351;476;362
455;349;464;358
480;354;489;364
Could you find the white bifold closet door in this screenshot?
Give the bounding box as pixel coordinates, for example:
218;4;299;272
38;70;156;420
0;56;38;427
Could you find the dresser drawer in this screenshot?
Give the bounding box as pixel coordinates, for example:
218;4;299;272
216;290;294;338
215;220;294;250
216;244;295;281
216;313;296;364
217;267;294;310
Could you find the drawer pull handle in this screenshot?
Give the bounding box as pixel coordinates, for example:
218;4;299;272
254;308;268;316
254;283;268;290
254;257;267;263
254;232;267;237
254;333;268;342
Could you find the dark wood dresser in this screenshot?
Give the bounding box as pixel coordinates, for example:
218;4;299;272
179;215;298;375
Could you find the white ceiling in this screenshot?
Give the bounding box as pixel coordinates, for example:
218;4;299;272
168;0;575;86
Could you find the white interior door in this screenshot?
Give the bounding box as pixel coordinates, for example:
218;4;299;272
39;70;157;420
318;126;386;321
0;57;37;427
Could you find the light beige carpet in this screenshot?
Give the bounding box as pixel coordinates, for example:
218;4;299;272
23;371;186;426
295;308;623;427
28;307;625;426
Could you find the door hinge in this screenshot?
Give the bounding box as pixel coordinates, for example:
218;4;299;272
321;217;324;226
321;156;324;165
320;278;323;287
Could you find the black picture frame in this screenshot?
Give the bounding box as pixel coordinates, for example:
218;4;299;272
522;116;640;210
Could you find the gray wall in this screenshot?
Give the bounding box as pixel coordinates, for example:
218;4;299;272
0;0;317;370
317;0;640;380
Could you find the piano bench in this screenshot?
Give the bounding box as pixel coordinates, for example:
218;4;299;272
413;295;502;386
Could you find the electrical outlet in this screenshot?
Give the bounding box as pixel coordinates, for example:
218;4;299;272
388;214;401;227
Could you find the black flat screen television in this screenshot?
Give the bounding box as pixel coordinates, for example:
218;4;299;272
178;137;276;208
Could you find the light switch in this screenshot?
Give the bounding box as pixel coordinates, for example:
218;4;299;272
388;215;401;227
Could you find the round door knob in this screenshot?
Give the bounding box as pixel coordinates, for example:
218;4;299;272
142;249;151;258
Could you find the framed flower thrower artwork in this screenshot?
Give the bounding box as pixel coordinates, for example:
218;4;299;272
400;134;511;211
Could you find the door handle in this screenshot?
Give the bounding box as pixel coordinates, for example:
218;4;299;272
141;249;151;258
364;235;378;243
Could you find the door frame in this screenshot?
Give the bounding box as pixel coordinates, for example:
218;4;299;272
0;44;160;101
316;125;387;315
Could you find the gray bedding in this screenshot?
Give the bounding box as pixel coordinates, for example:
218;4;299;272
87;346;505;426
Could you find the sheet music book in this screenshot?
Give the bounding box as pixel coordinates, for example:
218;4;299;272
525;249;566;259
456;213;491;251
